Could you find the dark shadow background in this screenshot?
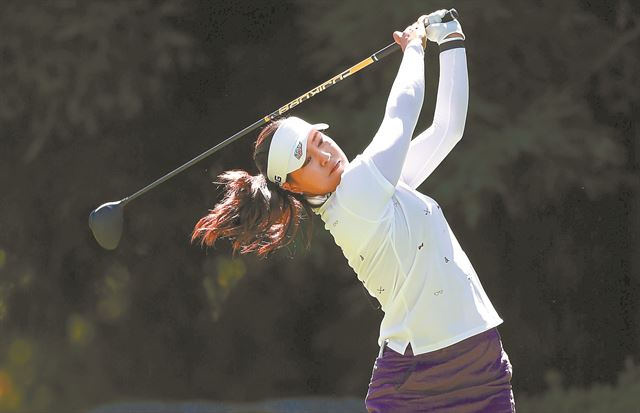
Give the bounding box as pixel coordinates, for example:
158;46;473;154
0;0;638;411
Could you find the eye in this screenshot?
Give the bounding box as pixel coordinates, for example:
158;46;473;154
318;136;324;146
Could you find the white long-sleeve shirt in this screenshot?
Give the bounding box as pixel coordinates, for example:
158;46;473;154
315;40;503;355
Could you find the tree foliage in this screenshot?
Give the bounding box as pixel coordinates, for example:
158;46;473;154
0;0;198;163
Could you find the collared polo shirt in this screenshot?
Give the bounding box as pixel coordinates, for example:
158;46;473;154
315;154;503;355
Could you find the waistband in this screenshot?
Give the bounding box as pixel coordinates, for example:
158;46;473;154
378;327;501;359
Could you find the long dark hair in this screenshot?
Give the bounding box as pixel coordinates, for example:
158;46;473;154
191;119;314;257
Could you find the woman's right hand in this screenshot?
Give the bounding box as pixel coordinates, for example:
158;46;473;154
393;21;426;52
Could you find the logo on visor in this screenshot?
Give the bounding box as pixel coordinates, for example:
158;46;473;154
294;141;303;160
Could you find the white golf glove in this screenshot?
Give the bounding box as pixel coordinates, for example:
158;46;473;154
422;9;449;26
422;10;465;45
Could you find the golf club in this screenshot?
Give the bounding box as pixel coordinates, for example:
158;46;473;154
89;9;458;250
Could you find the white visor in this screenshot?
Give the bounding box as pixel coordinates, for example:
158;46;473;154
266;117;329;186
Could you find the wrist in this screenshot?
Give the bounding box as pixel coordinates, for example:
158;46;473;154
443;33;464;41
439;38;465;53
407;38;423;47
437;31;465;45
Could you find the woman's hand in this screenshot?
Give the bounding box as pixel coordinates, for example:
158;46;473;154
419;11;465;44
417;10;448;27
393;21;427;52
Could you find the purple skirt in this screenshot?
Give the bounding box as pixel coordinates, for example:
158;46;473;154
365;328;515;413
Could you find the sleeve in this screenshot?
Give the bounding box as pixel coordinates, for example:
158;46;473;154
333;155;395;222
400;45;469;189
362;39;425;188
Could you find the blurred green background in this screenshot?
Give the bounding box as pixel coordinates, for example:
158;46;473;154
0;0;638;412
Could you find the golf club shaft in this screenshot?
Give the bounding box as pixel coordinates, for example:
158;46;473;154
120;44;398;206
120;10;457;206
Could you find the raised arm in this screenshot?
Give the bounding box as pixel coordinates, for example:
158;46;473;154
400;15;468;188
362;23;426;188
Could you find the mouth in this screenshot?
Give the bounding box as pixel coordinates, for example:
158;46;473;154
330;160;341;175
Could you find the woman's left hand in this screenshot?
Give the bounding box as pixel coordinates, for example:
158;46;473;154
419;12;465;44
393;21;427;52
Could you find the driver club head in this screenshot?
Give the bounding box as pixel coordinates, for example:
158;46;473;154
89;201;124;250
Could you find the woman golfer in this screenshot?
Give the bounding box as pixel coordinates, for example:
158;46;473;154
193;10;515;413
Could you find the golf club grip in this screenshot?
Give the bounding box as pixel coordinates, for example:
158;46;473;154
373;9;458;61
444;9;459;22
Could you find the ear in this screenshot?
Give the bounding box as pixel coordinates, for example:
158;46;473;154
281;181;303;194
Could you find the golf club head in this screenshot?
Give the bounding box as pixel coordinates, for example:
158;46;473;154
89;201;124;250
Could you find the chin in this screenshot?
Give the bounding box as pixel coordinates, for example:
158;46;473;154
331;174;343;192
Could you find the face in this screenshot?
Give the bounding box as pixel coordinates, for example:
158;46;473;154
283;129;348;196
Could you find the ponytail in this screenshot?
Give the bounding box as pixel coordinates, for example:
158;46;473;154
192;119;315;257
